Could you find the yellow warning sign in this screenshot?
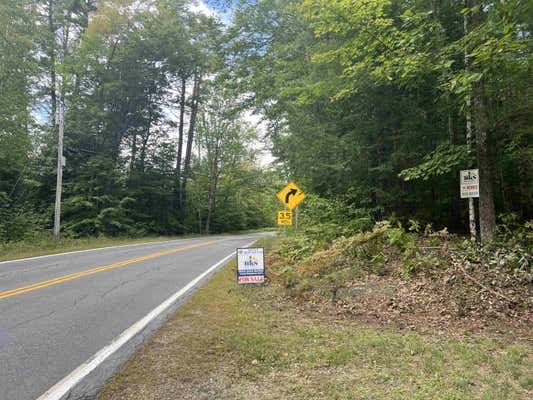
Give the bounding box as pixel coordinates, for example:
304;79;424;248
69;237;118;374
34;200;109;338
277;210;292;226
277;181;305;210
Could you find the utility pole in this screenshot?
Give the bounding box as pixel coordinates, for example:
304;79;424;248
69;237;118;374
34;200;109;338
53;100;65;240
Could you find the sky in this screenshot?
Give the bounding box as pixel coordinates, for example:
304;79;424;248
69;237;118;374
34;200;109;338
190;0;234;25
188;0;275;167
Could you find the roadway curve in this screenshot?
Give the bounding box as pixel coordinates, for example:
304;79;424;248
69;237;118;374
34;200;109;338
0;233;264;400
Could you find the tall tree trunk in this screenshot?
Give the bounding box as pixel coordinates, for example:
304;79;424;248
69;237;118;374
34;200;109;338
448;96;456;145
139;102;153;174
205;166;219;234
205;128;222;233
470;1;496;242
473;78;496;242
174;76;187;210
429;0;437;18
130;132;137;177
180;74;201;217
448;94;461;231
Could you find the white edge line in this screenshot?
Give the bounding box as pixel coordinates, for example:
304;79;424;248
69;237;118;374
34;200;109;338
0;235;242;266
36;239;257;400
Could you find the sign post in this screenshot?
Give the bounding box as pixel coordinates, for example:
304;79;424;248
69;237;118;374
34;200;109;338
460;169;479;242
237;247;265;284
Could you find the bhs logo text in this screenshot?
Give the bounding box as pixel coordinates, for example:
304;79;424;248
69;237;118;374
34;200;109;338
464;172;477;181
244;257;258;267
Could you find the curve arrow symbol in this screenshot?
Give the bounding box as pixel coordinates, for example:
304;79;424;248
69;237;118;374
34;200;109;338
285;188;297;204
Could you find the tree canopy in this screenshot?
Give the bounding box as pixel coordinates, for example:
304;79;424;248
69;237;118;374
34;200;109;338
226;0;532;240
0;0;531;243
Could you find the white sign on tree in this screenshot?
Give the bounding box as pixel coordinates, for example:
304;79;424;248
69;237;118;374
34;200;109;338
460;169;479;198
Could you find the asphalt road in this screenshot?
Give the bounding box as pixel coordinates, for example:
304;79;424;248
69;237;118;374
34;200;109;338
0;233;264;400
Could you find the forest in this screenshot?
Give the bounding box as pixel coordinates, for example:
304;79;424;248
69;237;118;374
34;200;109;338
0;0;531;244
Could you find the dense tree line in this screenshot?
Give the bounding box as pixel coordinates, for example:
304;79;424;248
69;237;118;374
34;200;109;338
1;0;530;244
0;0;278;243
226;0;531;242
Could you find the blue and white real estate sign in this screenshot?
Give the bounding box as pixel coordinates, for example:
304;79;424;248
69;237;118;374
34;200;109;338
237;247;265;284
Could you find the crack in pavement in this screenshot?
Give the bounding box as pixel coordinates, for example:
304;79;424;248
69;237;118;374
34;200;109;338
100;278;138;299
8;309;58;330
100;265;161;300
135;267;158;278
73;293;90;308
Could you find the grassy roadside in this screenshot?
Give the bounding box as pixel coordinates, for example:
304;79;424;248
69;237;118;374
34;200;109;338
0;235;192;262
0;230;277;262
98;237;532;400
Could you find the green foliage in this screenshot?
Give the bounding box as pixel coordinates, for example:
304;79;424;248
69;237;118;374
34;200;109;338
1;0;531;246
276;216;532;311
408;219;421;233
454;216;532;283
299;194;375;244
402;251;442;278
494;214;532;248
279;235;319;264
0;203;42;243
0;0;280;244
62;195;138;237
399;144;469;181
229;0;532;233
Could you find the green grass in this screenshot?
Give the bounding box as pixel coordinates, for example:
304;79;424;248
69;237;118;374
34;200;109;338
98;236;532;400
0;230;276;262
0;234;190;262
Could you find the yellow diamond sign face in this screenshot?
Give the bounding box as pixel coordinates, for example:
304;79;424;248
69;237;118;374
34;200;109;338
277;182;305;210
277;210;292;226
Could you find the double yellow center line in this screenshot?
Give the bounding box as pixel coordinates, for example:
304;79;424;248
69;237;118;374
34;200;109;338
0;239;226;301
